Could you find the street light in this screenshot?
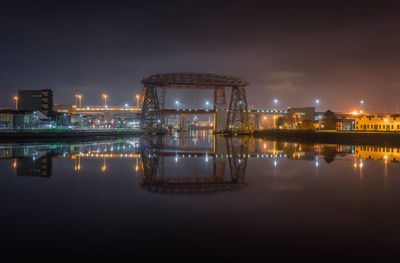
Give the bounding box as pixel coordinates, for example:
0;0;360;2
136;94;140;109
175;100;180;106
13;96;18;110
315;99;320;111
75;94;78;107
273;99;278;108
78;94;82;109
102;94;108;107
360;100;364;105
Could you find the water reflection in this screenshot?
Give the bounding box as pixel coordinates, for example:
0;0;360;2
2;134;400;187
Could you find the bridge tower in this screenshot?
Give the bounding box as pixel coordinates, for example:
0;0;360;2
140;73;250;133
141;84;163;131
226;86;250;133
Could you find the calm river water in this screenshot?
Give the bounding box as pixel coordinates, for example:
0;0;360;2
1;131;400;260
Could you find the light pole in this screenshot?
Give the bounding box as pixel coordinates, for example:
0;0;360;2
78;94;82;109
14;96;18;110
136;94;140;109
315;99;320;111
273;99;278;109
102;94;108;107
75;94;78;108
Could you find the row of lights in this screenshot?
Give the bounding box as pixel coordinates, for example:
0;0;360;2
73;94;141;109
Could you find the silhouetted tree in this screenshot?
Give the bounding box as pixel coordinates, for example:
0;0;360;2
322;110;338;130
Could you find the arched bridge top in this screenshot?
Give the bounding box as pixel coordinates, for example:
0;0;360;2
142;73;249;87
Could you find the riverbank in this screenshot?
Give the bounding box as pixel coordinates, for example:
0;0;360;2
253;129;400;146
0;129;143;142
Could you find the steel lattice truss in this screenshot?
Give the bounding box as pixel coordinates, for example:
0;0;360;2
142;72;249;87
141;84;163;131
141;72;250;133
226;86;250;132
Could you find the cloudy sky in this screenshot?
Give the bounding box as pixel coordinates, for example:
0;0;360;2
1;0;400;112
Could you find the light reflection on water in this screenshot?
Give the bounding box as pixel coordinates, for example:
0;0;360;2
1;131;400;259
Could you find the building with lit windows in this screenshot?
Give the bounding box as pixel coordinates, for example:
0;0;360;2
18;89;54;117
355;115;400;131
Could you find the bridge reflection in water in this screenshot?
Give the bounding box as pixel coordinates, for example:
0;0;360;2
3;133;400;192
140;136;250;194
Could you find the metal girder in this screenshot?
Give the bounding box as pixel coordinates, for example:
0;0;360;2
141;72;250;133
141;84;164;131
226;86;250;133
214;86;226;107
142;72;249;87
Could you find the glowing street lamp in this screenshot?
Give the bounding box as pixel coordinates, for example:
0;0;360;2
273;99;278;108
175;100;180;107
136;94;140;109
78;94;82;108
315;99;320;111
102;94;108;107
13;96;18;110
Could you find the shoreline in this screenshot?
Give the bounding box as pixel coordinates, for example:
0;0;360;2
253;129;400;146
0;129;143;142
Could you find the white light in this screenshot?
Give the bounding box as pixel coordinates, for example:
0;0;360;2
360;100;364;105
175;100;179;105
205;101;209;105
125;104;128;107
315;99;320;104
274;99;278;104
274;160;277;167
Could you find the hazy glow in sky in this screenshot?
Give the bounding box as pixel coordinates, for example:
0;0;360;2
1;1;400;112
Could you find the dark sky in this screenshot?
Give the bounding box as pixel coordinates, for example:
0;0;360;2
1;0;400;112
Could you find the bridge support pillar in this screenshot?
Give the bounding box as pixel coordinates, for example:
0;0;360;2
141;84;164;132
226;86;250;133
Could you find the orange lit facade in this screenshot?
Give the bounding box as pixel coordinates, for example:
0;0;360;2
355;115;400;132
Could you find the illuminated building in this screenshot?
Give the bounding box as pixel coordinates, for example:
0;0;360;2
355;115;400;131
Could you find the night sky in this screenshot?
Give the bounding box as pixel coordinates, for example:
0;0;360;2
1;0;400;112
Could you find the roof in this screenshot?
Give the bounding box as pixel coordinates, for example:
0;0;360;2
142;72;249;87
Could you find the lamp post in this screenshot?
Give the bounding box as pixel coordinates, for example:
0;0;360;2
102;94;108;107
78;94;82;109
136;94;140;109
273;99;278;109
315;99;320;111
13;96;18;110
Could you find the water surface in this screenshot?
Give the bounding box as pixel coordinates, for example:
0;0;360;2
1;132;400;260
